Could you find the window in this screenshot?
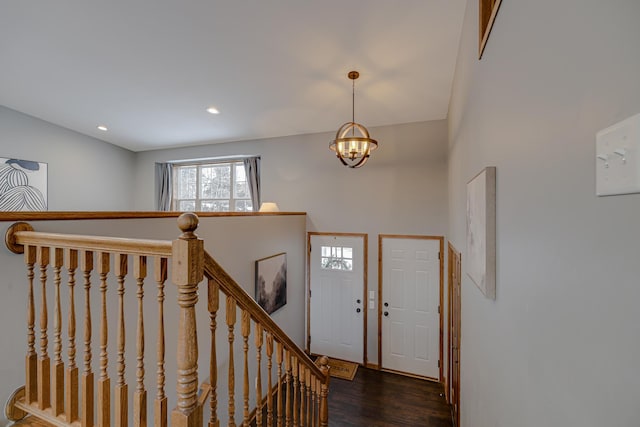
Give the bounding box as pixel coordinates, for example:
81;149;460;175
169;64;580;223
172;161;253;212
320;246;353;271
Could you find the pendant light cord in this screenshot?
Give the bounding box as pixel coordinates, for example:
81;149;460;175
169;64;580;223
352;78;355;123
352;77;355;136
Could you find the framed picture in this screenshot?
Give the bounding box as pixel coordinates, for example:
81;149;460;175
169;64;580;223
466;167;496;299
479;0;503;59
0;157;48;211
255;252;287;315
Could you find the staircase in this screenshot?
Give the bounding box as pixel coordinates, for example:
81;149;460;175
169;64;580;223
4;213;329;427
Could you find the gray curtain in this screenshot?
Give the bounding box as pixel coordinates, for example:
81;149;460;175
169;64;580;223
155;162;173;211
243;157;261;211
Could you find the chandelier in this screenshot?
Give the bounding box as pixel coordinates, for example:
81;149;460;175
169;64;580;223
329;71;378;168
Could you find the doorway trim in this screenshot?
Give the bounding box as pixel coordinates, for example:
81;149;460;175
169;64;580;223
377;234;445;381
307;232;368;365
448;242;462;426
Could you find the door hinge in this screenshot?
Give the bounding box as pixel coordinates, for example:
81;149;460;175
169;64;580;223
438;360;441;368
438;252;441;260
438;305;440;314
309;290;312;298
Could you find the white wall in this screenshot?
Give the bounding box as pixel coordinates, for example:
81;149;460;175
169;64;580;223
448;1;640;426
0;214;306;426
0;106;136;210
134;120;449;363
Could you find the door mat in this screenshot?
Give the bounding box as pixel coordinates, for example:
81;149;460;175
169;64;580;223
319;358;358;381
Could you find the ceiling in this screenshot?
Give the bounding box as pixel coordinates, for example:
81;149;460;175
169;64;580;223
0;1;467;152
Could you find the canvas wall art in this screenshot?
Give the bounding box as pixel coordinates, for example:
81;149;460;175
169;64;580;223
466;167;496;299
0;157;48;211
255;252;287;315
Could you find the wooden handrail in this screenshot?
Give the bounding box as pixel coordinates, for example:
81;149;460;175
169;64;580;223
203;253;326;380
7;226;173;257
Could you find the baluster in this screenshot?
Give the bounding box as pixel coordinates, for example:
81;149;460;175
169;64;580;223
65;248;79;422
171;214;204;427
292;356;298;427
115;254;128;427
52;248;64;416
37;246;51;409
81;251;94;427
317;357;330;427
255;323;263;427
276;342;283;427
266;333;274;427
226;296;237;427
207;278;219;427
298;364;305;427
241;310;250;427
284;349;291;427
316;377;321;427
25;245;37;404
305;368;311;427
315;377;321;427
97;252;111;427
134;256;147;427
155;257;168;427
310;377;317;427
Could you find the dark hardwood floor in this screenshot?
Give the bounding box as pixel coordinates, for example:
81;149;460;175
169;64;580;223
14;367;452;427
328;367;453;427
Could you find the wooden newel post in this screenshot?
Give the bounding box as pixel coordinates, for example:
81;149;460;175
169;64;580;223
171;213;204;427
317;356;330;427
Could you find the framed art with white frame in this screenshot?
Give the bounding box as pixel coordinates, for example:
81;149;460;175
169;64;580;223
466;167;496;299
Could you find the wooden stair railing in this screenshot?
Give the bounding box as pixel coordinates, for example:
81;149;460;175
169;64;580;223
203;250;330;427
4;213;330;427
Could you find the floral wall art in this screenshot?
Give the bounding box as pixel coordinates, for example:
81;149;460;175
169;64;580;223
0;157;47;211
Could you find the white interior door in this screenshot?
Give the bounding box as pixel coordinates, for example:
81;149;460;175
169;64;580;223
381;237;440;379
309;234;364;363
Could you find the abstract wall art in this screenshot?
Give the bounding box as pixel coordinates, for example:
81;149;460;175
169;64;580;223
0;157;48;211
466;166;496;299
255;252;287;315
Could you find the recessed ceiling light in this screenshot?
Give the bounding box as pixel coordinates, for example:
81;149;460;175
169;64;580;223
206;106;220;115
97;125;108;131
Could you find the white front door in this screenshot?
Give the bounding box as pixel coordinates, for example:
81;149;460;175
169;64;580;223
381;237;441;379
309;234;365;363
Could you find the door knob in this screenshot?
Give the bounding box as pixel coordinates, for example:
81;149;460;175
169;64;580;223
384;302;388;307
356;308;361;313
384;311;389;317
356;299;361;304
